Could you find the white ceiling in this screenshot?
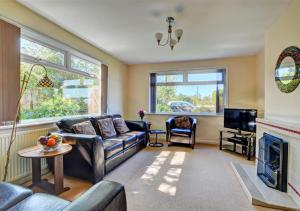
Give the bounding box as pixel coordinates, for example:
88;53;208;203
18;0;291;64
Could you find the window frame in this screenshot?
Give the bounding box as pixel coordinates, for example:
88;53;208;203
21;28;102;78
19;28;103;121
149;67;228;115
21;35;67;71
69;54;100;78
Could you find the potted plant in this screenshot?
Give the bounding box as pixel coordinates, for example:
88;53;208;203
137;109;146;121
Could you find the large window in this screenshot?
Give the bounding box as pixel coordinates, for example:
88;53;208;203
20;35;101;121
150;69;227;114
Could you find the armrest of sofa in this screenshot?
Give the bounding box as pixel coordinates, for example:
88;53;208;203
47;133;105;183
125;120;147;132
191;118;197;131
63;180;126;211
191;118;197;146
166;117;175;131
59;133;103;144
0;182;33;211
166;117;175;142
166;117;175;128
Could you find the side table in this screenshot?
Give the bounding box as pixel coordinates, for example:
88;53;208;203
18;144;72;195
149;130;166;147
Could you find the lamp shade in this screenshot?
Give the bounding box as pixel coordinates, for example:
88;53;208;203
155;32;163;42
170;39;177;50
37;75;54;87
175;29;183;41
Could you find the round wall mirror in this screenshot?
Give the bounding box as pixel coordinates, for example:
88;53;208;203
275;46;300;93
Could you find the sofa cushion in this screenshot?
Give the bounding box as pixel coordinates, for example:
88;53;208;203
90;115;113;136
57;116;91;133
103;139;123;159
113;118;130;134
119;134;138;148
72;121;96;135
125;131;145;140
174;116;191;129
97;118;117;139
8;193;69;211
171;128;191;136
0;182;33;211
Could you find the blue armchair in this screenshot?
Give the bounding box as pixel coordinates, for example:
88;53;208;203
166;116;197;149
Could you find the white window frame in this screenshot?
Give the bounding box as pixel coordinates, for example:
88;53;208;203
21;28;102;79
19;28;103;121
150;67;228;115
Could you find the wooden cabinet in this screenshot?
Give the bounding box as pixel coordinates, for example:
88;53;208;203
0;19;20;122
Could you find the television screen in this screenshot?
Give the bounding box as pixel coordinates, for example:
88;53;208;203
224;108;257;132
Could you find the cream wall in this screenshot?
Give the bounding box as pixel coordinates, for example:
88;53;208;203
0;0;128;115
255;49;265;116
126;55;261;143
264;0;300;124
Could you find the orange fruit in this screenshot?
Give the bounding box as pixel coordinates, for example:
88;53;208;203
49;134;59;140
47;138;56;147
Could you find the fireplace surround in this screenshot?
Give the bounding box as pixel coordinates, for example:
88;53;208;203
257;133;288;192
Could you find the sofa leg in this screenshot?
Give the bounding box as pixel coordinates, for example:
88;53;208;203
191;144;195;149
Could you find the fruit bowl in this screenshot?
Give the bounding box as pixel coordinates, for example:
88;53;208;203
38;134;62;152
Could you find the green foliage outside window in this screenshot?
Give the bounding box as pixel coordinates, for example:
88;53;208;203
20;63;99;120
156;85;223;113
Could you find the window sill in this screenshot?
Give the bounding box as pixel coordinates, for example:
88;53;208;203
0;113;101;131
146;112;224;117
0;119;57;132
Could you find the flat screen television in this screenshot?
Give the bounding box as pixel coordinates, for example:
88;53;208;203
224;108;257;132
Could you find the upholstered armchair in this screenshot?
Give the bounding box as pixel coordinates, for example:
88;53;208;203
166;116;197;149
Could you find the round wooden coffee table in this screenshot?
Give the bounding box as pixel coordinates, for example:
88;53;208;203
18;144;72;195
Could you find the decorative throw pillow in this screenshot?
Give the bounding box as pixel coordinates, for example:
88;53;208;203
72;121;96;135
174;116;191;129
97;118;117;138
113;118;130;134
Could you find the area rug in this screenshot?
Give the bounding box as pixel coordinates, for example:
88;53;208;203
104;144;272;211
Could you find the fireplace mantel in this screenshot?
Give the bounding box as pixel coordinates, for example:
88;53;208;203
256;118;300;138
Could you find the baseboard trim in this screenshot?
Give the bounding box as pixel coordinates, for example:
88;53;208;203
197;139;218;144
12;167;50;185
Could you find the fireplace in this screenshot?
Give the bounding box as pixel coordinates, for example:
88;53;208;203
257;133;288;192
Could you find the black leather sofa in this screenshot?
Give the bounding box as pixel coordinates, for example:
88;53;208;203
0;180;126;211
166;116;197;149
47;114;147;184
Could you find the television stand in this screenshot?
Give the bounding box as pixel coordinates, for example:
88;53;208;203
219;129;256;160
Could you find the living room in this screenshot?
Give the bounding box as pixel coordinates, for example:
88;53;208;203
0;0;299;210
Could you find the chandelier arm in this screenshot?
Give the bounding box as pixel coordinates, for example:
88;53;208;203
159;33;170;46
169;32;172;47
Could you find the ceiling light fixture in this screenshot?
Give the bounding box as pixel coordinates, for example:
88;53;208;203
155;17;183;50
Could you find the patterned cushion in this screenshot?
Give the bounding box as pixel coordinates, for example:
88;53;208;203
72;121;96;135
174;116;191;129
113;118;130;134
97;118;117;139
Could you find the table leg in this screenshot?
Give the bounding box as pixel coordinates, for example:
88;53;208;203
247;137;251;160
29;156;69;195
32;158;41;185
54;155;63;194
219;131;223;150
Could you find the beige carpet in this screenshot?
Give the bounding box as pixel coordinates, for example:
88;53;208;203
104;144;277;211
28;144;276;210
